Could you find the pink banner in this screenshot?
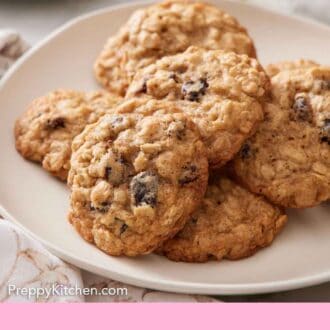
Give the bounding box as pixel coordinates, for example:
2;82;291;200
1;303;329;329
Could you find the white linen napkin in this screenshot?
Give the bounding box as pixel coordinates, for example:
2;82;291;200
0;220;84;302
0;219;216;302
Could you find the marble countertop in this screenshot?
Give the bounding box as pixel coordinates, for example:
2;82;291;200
0;0;329;302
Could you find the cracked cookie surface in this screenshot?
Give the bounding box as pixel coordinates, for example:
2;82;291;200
15;90;121;181
94;0;256;96
158;174;287;262
127;46;269;167
234;62;330;208
68;109;208;256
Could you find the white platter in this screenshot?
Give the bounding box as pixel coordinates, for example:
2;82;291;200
0;0;329;295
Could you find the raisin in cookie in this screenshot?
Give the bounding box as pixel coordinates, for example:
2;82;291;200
158;174;287;263
127;46;269;167
234;63;330;208
15;90;121;181
68;110;208;256
94;0;256;96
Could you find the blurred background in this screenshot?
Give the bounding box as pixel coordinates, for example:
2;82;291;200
0;0;330;44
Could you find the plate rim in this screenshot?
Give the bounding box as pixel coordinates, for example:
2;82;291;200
1;0;330;295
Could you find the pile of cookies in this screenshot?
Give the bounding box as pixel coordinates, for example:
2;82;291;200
15;0;330;262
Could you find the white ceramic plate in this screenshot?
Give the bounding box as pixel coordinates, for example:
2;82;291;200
0;0;330;295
